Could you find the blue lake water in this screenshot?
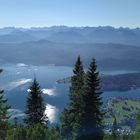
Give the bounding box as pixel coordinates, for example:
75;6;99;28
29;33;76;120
0;64;140;123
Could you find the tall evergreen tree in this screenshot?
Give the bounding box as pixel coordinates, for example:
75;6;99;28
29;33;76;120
112;117;118;140
81;58;103;140
61;56;85;139
0;90;10;121
0;70;10;140
25;78;48;126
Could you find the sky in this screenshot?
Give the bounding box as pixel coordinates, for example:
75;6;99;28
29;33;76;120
0;0;139;28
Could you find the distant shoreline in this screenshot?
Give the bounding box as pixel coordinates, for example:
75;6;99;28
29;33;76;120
57;72;140;92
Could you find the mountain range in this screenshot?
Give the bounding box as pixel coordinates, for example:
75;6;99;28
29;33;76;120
0;26;140;69
0;26;140;45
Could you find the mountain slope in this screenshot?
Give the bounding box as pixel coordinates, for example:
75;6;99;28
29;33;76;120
0;41;140;69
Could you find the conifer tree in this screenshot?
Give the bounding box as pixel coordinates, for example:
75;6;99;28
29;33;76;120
61;56;85;139
135;115;140;140
0;70;10;140
81;58;103;140
112;117;118;140
25;78;48;126
0;90;10;121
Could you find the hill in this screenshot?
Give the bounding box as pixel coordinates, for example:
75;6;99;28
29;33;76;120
57;72;140;91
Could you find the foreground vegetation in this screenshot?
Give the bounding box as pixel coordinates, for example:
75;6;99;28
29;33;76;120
0;57;140;140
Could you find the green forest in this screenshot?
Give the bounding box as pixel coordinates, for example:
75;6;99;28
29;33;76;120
0;56;140;140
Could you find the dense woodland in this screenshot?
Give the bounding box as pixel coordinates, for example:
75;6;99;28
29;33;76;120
0;57;140;140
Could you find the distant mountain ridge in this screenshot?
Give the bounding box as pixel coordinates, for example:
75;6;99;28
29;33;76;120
0;26;140;69
0;26;140;45
0;41;140;69
57;72;140;91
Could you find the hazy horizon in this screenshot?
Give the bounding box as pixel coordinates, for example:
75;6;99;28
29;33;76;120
0;25;140;29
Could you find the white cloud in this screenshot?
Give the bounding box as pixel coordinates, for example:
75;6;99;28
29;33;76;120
8;109;25;119
8;78;32;90
16;63;28;67
27;88;56;96
41;88;56;96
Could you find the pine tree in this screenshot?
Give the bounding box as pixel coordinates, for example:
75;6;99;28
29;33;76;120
81;58;103;140
25;78;48;126
0;90;10;121
61;56;85;139
112;117;118;140
0;70;10;140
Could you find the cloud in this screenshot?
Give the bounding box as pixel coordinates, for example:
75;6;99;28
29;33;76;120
41;88;56;96
27;88;57;96
16;63;28;67
45;104;59;123
8;109;25;119
8;78;32;90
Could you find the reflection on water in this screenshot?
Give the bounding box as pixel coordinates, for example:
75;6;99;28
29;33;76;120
0;64;140;123
45;104;59;123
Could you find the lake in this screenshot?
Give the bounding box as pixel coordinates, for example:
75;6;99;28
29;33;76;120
0;63;140;123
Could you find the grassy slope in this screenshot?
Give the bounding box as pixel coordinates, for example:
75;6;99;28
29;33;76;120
104;98;140;130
